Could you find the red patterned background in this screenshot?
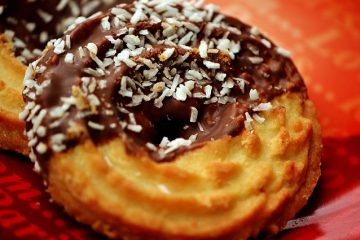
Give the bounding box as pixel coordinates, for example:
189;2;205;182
1;0;360;239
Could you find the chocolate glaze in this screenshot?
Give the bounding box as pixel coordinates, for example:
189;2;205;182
0;0;132;63
22;2;307;175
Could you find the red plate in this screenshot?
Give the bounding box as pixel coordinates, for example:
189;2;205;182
1;0;360;239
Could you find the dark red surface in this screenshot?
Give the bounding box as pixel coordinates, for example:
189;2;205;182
1;0;360;239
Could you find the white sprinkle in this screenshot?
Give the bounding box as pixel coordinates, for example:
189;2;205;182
127;124;143;133
144;68;159;80
220;87;230;96
128;113;137;125
186;70;203;80
164;138;192;154
261;39;272;48
170;74;180;92
139;29;149;35
36;142;48;154
37;9;53;23
276;47;292;58
146;142;157;151
78;46;85;58
178;31;193;45
159;48;175;62
203;60;220;69
117;49;137;68
217;38;230;51
248;56;263;64
213;14;224;24
215;73;226;81
253;113;265;123
111;8;132;19
247;44;259;55
65;35;71;49
105;35;122;48
159;137;170;148
33;160;41;173
101;16;111;31
208;48;219;54
199;40;208;58
56;0;69;11
190;107;198;123
53;40;65;54
204;85;212;98
88;121;105;130
250;26;260;36
175;85;189;101
36;126;47;137
4;30;15;41
244;112;253;131
25;22;36;32
28;137;38;148
86;43;98;55
88;94;101;106
64;53;74;64
185;81;195;92
131;5;147;24
154;88;170;108
253;102;272;112
197;122;204;132
52;144;66;153
249;89;259;101
98;80;107;89
40;31;49;43
19;110;29;121
175;52;190;64
124;35;141;46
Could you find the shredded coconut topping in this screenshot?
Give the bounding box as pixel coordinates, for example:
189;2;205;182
21;0;293;162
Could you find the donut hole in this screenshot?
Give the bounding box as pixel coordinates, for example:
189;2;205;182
153;118;189;144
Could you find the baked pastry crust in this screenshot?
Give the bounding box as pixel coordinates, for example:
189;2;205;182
46;93;321;239
0;37;28;154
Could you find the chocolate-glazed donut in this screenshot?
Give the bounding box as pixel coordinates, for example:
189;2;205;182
21;1;322;239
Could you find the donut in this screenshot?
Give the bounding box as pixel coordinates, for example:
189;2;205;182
0;0;131;154
21;0;322;239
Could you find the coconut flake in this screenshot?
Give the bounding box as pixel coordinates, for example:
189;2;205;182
127;124;143;133
203;60;220;69
199;40;208;58
159;48;175;61
64;53;74;64
253;102;272;112
276;47;291;58
253;113;265;123
248;56;263;64
249;89;259;101
190;107;198;123
88;121;105;130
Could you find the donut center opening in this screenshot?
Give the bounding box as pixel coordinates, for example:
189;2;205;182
153;119;188;144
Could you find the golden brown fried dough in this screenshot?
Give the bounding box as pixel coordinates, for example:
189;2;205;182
46;93;321;239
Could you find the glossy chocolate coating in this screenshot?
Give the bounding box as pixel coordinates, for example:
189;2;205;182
23;2;307;173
